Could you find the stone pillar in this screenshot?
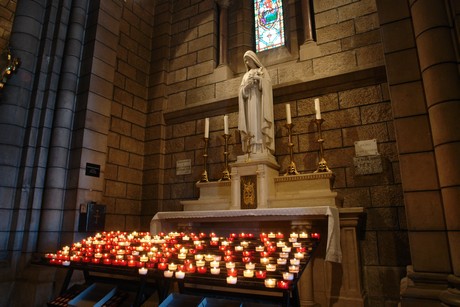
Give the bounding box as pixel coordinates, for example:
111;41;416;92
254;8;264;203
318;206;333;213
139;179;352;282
216;0;230;66
299;0;320;60
300;0;314;44
214;0;233;81
409;0;460;305
37;0;90;253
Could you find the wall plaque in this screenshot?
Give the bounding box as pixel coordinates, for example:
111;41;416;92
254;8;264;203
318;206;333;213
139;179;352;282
176;159;192;175
85;163;100;177
354;139;378;157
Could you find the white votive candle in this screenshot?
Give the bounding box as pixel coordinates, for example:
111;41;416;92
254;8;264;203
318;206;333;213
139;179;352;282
294;252;305;259
290;258;300;265
175;271;185;279
277;258;287;265
282;246;291;253
245;262;255;270
211;267;221;275
178;253;186;260
264;278;276;288
226;276;237;284
138;267;148;275
266;264;277;272
243;269;254;278
196;260;205;267
276;241;286;248
226;262;235;269
260;257;269;265
283;272;294;280
210;260;220;267
164;270;173;278
168;263;177;271
195;254;203;260
289;265;299;273
279;252;289;258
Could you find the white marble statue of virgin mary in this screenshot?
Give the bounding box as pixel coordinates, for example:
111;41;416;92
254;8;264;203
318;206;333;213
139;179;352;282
238;50;275;155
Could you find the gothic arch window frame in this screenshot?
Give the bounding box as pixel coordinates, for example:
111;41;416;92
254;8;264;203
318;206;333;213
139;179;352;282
253;0;286;53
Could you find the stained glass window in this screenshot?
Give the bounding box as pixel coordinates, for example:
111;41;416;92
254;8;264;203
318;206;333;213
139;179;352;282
254;0;285;52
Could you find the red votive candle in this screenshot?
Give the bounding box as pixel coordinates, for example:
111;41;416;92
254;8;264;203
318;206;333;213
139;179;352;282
186;264;196;273
255;270;267;279
242;256;252;263
91;258;100;264
227;268;237;277
277;280;290;289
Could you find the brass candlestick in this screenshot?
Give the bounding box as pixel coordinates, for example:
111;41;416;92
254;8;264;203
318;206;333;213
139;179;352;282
314;118;331;172
220;133;231;181
199;137;209;182
284;123;299;176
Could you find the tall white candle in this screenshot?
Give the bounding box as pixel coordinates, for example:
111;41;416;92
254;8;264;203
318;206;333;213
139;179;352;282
314;98;321;119
204;117;209;138
286;103;292;124
224;115;229;134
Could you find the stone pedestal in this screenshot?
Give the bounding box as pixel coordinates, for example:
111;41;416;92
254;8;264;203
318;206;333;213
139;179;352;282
230;153;280;209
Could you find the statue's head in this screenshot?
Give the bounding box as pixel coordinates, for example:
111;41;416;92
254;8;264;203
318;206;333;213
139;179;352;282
243;50;263;70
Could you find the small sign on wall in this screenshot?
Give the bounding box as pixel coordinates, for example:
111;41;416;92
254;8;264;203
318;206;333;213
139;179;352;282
85;163;100;177
176;159;192;175
353;139;382;175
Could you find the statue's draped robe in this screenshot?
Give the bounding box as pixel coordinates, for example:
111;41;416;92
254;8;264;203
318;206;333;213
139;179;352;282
238;51;274;154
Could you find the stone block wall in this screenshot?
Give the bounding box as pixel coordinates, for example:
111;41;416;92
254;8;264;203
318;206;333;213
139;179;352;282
103;0;155;231
138;1;409;305
0;0;16;52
